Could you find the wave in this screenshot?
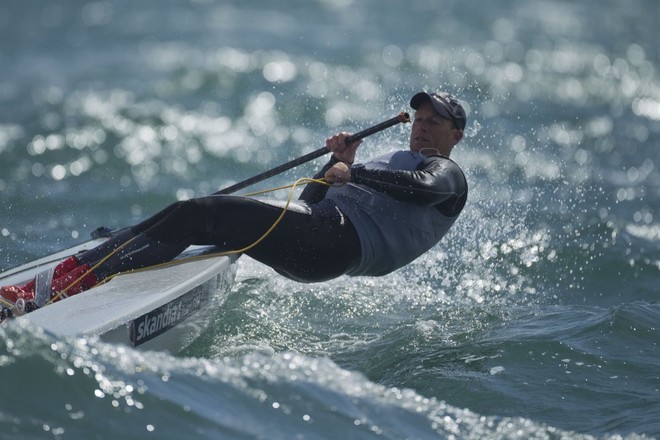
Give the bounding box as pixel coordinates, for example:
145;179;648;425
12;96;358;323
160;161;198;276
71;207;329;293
3;317;648;439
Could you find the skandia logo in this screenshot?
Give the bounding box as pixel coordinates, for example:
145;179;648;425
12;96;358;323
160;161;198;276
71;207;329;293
129;290;206;346
134;302;183;343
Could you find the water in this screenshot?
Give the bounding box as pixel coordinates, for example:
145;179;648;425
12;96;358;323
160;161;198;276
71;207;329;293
1;0;659;438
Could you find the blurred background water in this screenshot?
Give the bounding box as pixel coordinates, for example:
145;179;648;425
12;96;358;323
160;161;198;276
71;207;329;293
1;0;659;438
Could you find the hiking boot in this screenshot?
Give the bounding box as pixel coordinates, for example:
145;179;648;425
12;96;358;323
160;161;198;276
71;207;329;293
49;264;98;301
0;285;33;303
0;257;97;304
1;256;81;302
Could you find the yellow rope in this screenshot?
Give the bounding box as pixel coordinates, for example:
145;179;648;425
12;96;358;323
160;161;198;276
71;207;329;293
45;176;330;305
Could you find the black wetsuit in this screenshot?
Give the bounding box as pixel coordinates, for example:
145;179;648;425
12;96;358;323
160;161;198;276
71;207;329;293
78;153;466;283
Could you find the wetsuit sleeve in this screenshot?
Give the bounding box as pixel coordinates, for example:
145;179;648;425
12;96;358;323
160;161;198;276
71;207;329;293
298;155;342;203
350;155;468;215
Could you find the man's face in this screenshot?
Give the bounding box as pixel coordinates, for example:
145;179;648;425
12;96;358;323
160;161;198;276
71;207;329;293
409;100;462;155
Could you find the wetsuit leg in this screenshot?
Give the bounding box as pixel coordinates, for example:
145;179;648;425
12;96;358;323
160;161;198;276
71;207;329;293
75;201;199;279
144;195;362;282
78;195;361;283
90;233;188;279
226;197;361;282
76;228;138;266
76;202;184;266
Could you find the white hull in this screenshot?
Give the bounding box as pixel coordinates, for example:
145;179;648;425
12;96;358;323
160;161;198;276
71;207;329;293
1;238;238;353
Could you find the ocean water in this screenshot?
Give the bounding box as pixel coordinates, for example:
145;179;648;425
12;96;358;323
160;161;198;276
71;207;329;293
1;0;659;438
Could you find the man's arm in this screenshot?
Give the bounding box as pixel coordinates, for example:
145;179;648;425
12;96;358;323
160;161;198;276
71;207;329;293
298;155;341;203
299;132;362;203
350;155;468;213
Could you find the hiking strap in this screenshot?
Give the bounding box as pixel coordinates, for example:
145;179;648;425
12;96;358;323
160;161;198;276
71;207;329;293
34;267;55;307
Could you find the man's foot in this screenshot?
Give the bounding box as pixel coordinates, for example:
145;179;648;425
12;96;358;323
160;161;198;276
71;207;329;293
0;256;95;304
49;264;98;301
0;285;34;303
1;256;81;303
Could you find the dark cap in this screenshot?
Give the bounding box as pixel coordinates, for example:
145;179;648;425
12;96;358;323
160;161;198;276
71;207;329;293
410;91;467;130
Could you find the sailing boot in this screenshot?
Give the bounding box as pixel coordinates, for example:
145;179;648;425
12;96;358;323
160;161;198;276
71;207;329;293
48;264;99;302
0;285;33;303
0;256;81;303
19;256;81;296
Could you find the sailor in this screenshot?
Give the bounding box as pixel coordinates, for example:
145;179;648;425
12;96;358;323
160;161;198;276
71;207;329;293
1;91;469;303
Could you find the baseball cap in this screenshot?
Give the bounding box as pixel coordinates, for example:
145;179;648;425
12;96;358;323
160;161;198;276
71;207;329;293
410;91;467;130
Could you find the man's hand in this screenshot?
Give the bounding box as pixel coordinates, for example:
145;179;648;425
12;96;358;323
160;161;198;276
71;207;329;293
325;132;362;165
324;162;351;184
